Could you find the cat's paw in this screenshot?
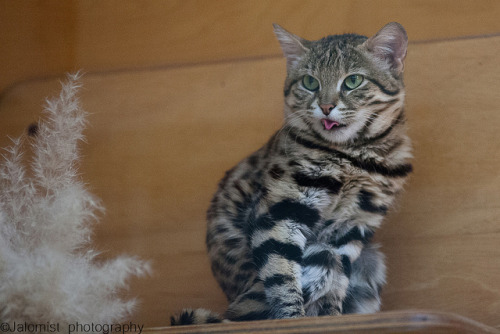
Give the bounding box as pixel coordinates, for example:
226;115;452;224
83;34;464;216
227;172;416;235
301;243;349;308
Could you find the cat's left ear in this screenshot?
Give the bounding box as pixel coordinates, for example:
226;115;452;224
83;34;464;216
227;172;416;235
273;24;310;70
363;22;408;74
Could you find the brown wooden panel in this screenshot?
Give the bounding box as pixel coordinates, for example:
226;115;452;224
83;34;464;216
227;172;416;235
0;36;499;329
0;0;76;93
2;0;500;92
74;0;500;70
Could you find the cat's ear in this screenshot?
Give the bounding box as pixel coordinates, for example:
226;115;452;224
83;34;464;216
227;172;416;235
363;22;408;74
273;24;309;70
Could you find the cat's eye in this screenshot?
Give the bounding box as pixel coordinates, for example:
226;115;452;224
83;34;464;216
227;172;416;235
344;74;364;90
302;75;320;91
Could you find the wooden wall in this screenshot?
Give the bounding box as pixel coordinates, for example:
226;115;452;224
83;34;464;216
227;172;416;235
1;0;500;330
2;36;500;329
2;0;500;93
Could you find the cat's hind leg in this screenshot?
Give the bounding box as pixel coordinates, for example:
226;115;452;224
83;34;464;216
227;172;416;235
224;280;271;321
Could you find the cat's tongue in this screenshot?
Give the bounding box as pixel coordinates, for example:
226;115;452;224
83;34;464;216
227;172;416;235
322;119;340;130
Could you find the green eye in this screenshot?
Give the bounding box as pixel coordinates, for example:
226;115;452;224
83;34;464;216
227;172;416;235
344;74;364;90
302;75;320;91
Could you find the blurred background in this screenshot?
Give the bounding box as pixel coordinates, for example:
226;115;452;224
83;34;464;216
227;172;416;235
2;0;500;94
1;0;500;330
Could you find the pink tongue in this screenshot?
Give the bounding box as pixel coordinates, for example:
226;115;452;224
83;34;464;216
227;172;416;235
322;119;339;130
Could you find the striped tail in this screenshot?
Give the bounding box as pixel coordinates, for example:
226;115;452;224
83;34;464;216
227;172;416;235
170;308;223;326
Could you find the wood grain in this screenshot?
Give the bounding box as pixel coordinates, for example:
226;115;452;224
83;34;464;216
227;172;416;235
145;310;500;333
0;1;76;93
0;36;499;329
2;0;500;92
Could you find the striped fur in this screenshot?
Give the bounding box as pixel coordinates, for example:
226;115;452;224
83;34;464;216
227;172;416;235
172;22;412;325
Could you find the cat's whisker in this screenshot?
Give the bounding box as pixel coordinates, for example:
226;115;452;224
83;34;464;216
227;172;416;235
280;109;311;156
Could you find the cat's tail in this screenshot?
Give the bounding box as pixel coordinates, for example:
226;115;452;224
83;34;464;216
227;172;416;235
170;308;224;326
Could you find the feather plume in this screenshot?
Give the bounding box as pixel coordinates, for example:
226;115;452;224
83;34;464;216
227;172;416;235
0;73;150;330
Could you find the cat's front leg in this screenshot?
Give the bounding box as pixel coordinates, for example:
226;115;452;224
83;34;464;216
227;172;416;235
251;199;319;319
303;186;390;315
301;242;352;315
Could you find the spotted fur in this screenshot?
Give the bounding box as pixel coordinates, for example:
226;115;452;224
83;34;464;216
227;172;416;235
171;22;412;325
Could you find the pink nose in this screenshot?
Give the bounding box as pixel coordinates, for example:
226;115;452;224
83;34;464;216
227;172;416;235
320;104;335;116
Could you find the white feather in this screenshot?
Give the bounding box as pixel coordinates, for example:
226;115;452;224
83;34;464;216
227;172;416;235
0;74;151;329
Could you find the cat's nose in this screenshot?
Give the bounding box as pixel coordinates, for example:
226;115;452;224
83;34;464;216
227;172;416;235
320;104;335;116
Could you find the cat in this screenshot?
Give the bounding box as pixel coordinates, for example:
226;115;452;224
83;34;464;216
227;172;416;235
171;22;412;325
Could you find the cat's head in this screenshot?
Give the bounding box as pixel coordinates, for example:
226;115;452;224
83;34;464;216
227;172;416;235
274;22;408;145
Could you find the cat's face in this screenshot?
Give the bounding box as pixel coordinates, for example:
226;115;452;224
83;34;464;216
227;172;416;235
275;23;408;145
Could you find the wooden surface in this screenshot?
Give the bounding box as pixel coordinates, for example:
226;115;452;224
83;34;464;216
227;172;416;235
2;0;500;92
1;35;500;329
146;310;500;333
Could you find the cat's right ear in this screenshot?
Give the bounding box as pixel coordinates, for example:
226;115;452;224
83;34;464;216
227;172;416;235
273;24;309;70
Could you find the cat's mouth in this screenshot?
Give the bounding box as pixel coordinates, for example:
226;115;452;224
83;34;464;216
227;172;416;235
321;119;346;130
